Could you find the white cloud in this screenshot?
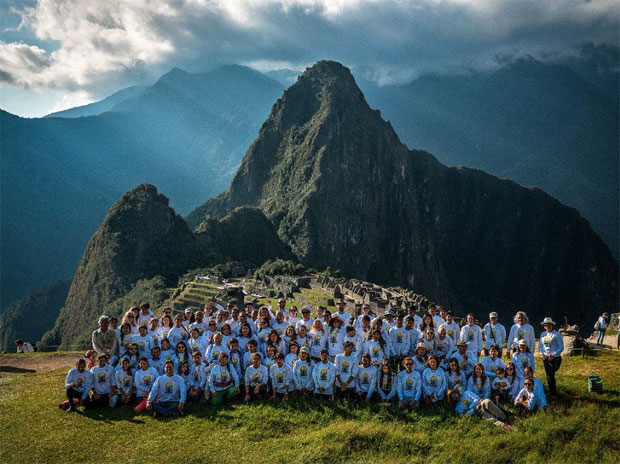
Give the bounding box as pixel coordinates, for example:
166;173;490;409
0;0;617;113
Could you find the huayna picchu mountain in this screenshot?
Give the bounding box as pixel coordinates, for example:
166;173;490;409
42;184;291;348
188;60;618;328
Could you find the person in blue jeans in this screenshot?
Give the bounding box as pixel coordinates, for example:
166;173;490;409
594;313;609;345
146;360;186;417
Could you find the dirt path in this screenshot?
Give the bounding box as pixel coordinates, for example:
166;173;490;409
585;333;619;350
0;352;81;373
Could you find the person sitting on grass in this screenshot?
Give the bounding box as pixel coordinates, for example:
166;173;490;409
520;366;548;409
514;378;542;417
467;362;491;399
377;359;397;404
491;366;511;404
397;356;422;409
146;360;186;417
89;353;115;408
208;352;240;406
244;352;269;402
63;358;93;412
312;349;336;399
448;388;511;429
269;353;292;401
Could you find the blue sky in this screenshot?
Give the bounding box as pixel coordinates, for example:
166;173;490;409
1;0;617;117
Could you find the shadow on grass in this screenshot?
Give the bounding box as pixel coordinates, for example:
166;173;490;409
0;366;36;373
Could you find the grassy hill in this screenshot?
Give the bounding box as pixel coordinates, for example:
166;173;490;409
0;350;618;463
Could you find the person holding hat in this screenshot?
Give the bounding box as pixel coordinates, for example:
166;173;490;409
293;346;314;394
594;312;609;345
312;349;336;398
483;312;506;357
539;317;564;398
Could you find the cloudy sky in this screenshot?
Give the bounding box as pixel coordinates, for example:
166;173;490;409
1;0;617;117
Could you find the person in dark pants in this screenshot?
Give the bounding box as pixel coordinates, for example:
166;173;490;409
64;358;94;412
539;317;564;399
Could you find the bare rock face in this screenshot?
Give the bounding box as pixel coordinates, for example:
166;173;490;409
189;60;618;327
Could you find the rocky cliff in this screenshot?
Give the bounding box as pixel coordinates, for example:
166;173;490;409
189;60;618;327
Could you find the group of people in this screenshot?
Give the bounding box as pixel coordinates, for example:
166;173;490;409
62;298;564;425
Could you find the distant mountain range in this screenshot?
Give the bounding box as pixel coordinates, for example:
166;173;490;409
1;54;617;319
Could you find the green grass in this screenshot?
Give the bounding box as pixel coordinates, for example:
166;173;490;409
1;351;619;463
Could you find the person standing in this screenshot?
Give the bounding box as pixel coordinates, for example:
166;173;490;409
92;315;118;365
594;312;609;345
539;317;564;399
507;311;535;353
483;312;506;357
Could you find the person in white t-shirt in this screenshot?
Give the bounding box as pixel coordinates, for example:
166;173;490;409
15;339;34;353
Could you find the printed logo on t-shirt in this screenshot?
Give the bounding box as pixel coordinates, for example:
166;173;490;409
313;336;321;346
76;377;84;386
251;372;261;384
467;331;474;341
429;375;438;387
543;336;551;348
123;376;131;387
299;365;308;377
520;357;529;367
97;372;107;383
453;375;461;384
319;368;328;381
405;378;414;390
138;341;145;351
517;329;525;339
448;329;454;337
340;361;350;373
462;398;471;408
143;375;152;386
395;332;404;343
460;360;468;370
371;346;381;357
193;370;199;380
276;372;285;385
164;381;174;393
361;372;370;385
220;371;228;382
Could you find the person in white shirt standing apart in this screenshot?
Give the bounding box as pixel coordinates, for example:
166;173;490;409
483;312;506;358
594;312;609;345
539;317;564;400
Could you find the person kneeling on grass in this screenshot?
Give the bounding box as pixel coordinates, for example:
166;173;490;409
208;352;240;406
245;352;269;402
62;358;93;412
146;360;186;417
448;389;511;429
270;353;293;401
397;356;422;409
